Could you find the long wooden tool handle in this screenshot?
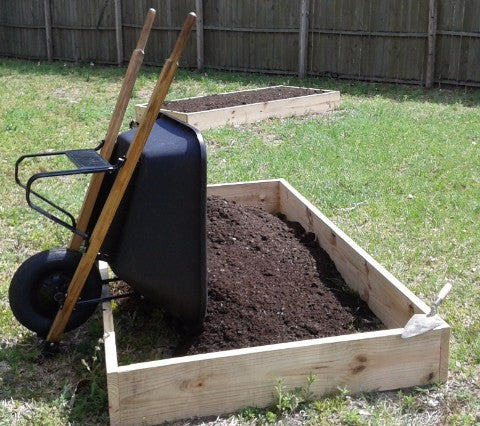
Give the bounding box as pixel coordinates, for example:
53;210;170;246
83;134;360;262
70;8;156;251
47;12;196;343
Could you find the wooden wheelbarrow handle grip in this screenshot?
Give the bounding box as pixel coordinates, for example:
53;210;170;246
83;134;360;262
69;8;156;251
138;12;196;136
136;8;156;50
47;12;196;344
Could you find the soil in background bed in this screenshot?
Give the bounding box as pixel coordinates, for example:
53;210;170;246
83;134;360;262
163;86;322;113
112;196;382;361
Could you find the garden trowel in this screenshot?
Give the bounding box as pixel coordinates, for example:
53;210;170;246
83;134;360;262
401;283;452;338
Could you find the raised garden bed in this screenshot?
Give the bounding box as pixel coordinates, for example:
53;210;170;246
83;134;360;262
102;179;450;425
135;86;340;130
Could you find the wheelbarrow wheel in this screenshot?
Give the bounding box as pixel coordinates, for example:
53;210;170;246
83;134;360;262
9;248;102;338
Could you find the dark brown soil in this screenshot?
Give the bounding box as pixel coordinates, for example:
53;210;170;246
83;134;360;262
113;196;381;360
163;86;322;113
180;197;381;356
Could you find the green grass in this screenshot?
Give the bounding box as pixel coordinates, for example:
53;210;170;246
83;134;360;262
1;58;479;424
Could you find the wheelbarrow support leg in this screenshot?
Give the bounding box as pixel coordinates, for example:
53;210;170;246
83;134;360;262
70;8;157;251
46;12;197;343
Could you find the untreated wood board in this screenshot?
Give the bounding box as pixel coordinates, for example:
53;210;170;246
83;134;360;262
111;329;445;425
103;179;450;426
135;86;340;130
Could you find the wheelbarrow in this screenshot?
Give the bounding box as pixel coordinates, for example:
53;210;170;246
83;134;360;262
9;12;205;351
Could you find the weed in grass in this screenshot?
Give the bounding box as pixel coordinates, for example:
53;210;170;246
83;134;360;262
235;375;318;424
67;340;109;423
302;373;317;403
310;388;349;418
273;374;317;416
274;378;302;415
397;390;419;414
237;406;278;425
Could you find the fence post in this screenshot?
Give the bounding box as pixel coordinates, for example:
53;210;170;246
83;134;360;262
425;0;437;88
195;0;204;71
114;0;124;65
43;0;53;61
298;0;310;78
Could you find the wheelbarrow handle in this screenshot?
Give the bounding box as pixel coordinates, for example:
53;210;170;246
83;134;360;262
136;8;156;50
46;12;196;344
70;8;156;250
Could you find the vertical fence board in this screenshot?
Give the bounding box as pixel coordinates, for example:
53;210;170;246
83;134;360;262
436;0;472;84
425;0;437;87
44;0;53;60
114;0;123;65
195;0;204;70
463;0;480;82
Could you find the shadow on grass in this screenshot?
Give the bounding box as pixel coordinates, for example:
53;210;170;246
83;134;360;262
0;57;127;81
108;293;184;365
143;65;480;108
189;70;480;108
0;313;110;425
2;58;479;107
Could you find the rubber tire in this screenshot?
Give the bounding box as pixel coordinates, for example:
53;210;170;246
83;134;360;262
9;248;102;338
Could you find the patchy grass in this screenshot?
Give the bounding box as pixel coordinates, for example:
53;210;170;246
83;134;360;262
1;58;479;424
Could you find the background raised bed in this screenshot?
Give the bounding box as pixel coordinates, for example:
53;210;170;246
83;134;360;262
135;86;340;130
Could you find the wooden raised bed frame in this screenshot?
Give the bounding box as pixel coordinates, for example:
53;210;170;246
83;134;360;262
102;179;449;425
135;86;340;130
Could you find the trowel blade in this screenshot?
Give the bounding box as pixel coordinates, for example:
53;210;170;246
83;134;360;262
401;313;444;338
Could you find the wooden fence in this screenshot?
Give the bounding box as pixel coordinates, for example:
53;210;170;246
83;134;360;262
1;0;479;87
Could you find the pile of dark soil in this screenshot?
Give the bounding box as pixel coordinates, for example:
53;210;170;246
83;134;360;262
182;197;381;355
163;86;322;113
113;196;381;360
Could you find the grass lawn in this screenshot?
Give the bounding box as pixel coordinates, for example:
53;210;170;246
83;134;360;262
0;58;479;425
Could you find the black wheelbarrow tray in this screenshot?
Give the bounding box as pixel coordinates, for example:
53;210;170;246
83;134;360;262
10;113;207;339
9;13;202;347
